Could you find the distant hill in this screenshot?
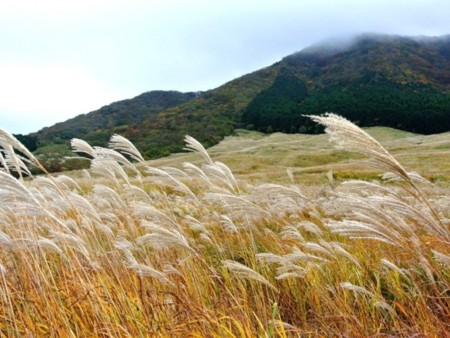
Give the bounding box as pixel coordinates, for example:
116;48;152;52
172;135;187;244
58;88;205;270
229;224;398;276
31;33;450;167
33;90;199;147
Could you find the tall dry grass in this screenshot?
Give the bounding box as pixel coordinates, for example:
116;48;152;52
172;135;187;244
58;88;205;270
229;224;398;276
0;115;448;337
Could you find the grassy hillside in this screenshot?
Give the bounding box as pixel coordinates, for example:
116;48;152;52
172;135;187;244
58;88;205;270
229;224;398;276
147;126;450;185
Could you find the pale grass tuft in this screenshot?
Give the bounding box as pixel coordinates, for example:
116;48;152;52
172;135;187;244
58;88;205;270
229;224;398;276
275;264;308;280
184;135;213;165
340;282;371;296
223;259;277;291
431;250;450;267
307;113;410;181
109;134;145;163
71;138;95;158
0;127;39;165
137;221;194;253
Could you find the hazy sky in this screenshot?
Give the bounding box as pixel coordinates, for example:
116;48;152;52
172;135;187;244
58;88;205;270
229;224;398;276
1;0;450;134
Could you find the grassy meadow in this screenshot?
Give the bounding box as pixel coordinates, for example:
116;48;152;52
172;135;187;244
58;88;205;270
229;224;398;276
0;114;449;337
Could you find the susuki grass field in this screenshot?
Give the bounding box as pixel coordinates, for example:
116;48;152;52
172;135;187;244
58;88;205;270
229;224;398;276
0;114;449;337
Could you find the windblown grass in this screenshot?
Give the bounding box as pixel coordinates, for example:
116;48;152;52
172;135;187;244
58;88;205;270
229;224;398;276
0;116;449;337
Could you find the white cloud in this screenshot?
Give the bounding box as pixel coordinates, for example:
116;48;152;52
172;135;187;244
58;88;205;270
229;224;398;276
0;64;118;134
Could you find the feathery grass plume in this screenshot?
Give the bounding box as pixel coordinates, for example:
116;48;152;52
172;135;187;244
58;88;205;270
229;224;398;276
0;127;38;165
220;215;238;233
183;162;211;185
204;192;270;220
117;244;174;284
340;282;371;296
49;231;87;251
3;144;32;178
327;219;399;246
0;171;40;205
286;167;295;184
307;113;410;181
212;161;240;192
0;150;9;174
129;262;174;284
267;319;297;332
67;191;101;224
223;260;277;291
71;138;95;158
202;162;240;193
184;135;213;165
296;221;323;237
2;237;62;254
329;242;361;268
32;176;69;201
125;185;152;202
256;253;284;265
275;264;307;280
381;171;430;184
146;167;198;201
431;250;450;267
381;258;410;278
373;300;396;315
133;203;179;229
93;147;134;167
330;192;414;235
308;113;447;234
0;263;6;276
161;166;191;180
137;220;194;253
91;158;130;187
280;225;305;242
93;185;123;210
284;246;329;264
184;215;209;234
302;242;334;259
256;184;308;201
55;175;82;192
109;134;144;163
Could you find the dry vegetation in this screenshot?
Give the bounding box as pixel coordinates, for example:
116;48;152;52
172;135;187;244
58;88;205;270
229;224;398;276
0;114;449;337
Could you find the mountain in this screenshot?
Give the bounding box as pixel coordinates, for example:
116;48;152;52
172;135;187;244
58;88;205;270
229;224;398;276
243;34;450;134
32;33;450;168
33;90;200;147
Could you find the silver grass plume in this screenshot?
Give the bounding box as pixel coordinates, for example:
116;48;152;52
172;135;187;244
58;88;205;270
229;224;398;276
91;158;131;187
223;260;277;291
275;264;308;280
55;175;82;192
146;167;198;201
137;221;194;253
115;241;173;284
340;281;371;296
204;192;270;220
182;162;211;185
3;144;32;178
109;134;144;163
432;250;450;267
308;113;447;232
93;147;134;167
71;138;95;158
0;150;9;174
203;161;240;193
0;127;39;165
184;135;213;165
307;113;410;181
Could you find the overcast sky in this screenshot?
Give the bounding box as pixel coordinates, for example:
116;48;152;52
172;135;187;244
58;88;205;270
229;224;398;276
1;0;450;134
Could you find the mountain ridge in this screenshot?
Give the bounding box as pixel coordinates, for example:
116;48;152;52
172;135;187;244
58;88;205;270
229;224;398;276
30;33;450;170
